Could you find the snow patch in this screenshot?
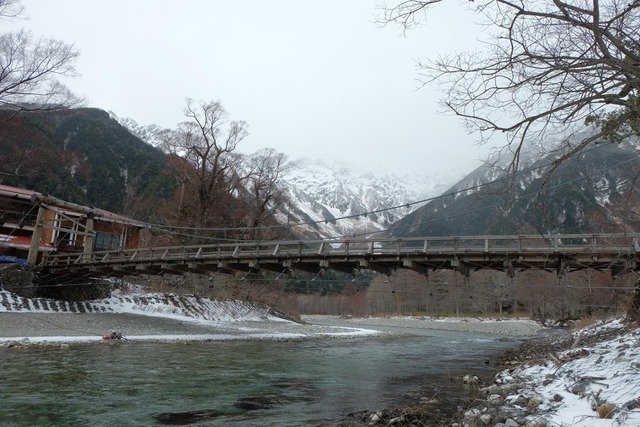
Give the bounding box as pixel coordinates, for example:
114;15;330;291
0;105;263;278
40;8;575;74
494;318;640;426
0;289;277;323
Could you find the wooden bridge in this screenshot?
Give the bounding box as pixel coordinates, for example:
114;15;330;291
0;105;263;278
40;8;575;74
40;233;640;279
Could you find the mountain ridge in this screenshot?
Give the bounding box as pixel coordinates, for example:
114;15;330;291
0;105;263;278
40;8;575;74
389;140;640;237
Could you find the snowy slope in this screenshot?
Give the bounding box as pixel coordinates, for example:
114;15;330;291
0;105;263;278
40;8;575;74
475;318;640;426
391;138;640;237
110;112;165;147
278;158;461;238
0;289;276;323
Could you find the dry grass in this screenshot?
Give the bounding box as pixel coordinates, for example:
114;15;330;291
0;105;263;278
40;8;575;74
570;314;609;331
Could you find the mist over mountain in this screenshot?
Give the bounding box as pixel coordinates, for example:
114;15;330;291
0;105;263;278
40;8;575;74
389;140;640;237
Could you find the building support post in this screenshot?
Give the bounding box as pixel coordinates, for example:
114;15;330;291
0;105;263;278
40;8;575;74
27;204;46;265
83;216;95;262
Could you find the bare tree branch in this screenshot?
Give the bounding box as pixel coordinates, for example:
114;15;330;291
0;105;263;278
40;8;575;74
244;148;291;237
0;0;23;20
0;1;81;119
157;99;250;231
381;0;640;174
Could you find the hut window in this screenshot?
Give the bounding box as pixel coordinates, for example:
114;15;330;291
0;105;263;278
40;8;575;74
52;216;80;251
95;231;121;251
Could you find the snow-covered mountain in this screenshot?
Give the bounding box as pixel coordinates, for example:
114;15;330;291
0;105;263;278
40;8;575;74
109;112;165;147
277;158;461;238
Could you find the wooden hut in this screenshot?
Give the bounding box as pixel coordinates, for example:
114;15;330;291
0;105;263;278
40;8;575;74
0;184;145;265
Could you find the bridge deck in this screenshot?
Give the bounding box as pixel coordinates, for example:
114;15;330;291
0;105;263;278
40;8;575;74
41;234;640;278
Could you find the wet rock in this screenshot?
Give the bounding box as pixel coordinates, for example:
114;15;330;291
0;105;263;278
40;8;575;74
463;374;481;384
479;413;493;425
570;381;587;395
526;417;548;426
481;383;522;397
623;397;640;410
387;415;405;425
487;394;504;405
233;395;274;410
153;409;225;424
464;408;482;423
368;411;382;423
507;395;527;406
527;398;541;408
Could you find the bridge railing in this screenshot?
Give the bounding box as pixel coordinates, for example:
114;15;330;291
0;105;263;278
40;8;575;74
41;233;640;268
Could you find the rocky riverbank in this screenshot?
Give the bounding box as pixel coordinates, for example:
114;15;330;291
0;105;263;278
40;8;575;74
333;317;640;427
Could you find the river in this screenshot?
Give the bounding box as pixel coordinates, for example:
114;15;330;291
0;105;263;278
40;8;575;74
0;320;531;426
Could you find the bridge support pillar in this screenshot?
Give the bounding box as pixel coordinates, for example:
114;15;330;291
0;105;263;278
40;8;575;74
557;259;568;277
503;259;514;278
402;259;429;276
451;257;470;277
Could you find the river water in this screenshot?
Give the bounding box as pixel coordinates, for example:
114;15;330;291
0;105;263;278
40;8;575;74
0;322;530;426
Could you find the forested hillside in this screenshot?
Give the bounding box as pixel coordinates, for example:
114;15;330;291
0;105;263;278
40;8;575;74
0;108;175;218
389;141;640;237
0;106;296;241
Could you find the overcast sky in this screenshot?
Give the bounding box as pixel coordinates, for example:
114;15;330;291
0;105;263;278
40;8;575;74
15;0;491;176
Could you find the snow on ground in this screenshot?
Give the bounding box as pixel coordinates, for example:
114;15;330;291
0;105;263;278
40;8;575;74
0;289;280;323
491;318;640;426
0;290;381;343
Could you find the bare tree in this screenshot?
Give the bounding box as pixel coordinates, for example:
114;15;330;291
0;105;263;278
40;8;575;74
0;0;81;179
0;1;80;114
160;99;249;229
379;0;640;173
243;148;290;238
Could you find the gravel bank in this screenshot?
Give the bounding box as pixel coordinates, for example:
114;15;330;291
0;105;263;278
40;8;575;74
303;315;545;337
0;313;545;344
0;312;381;343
